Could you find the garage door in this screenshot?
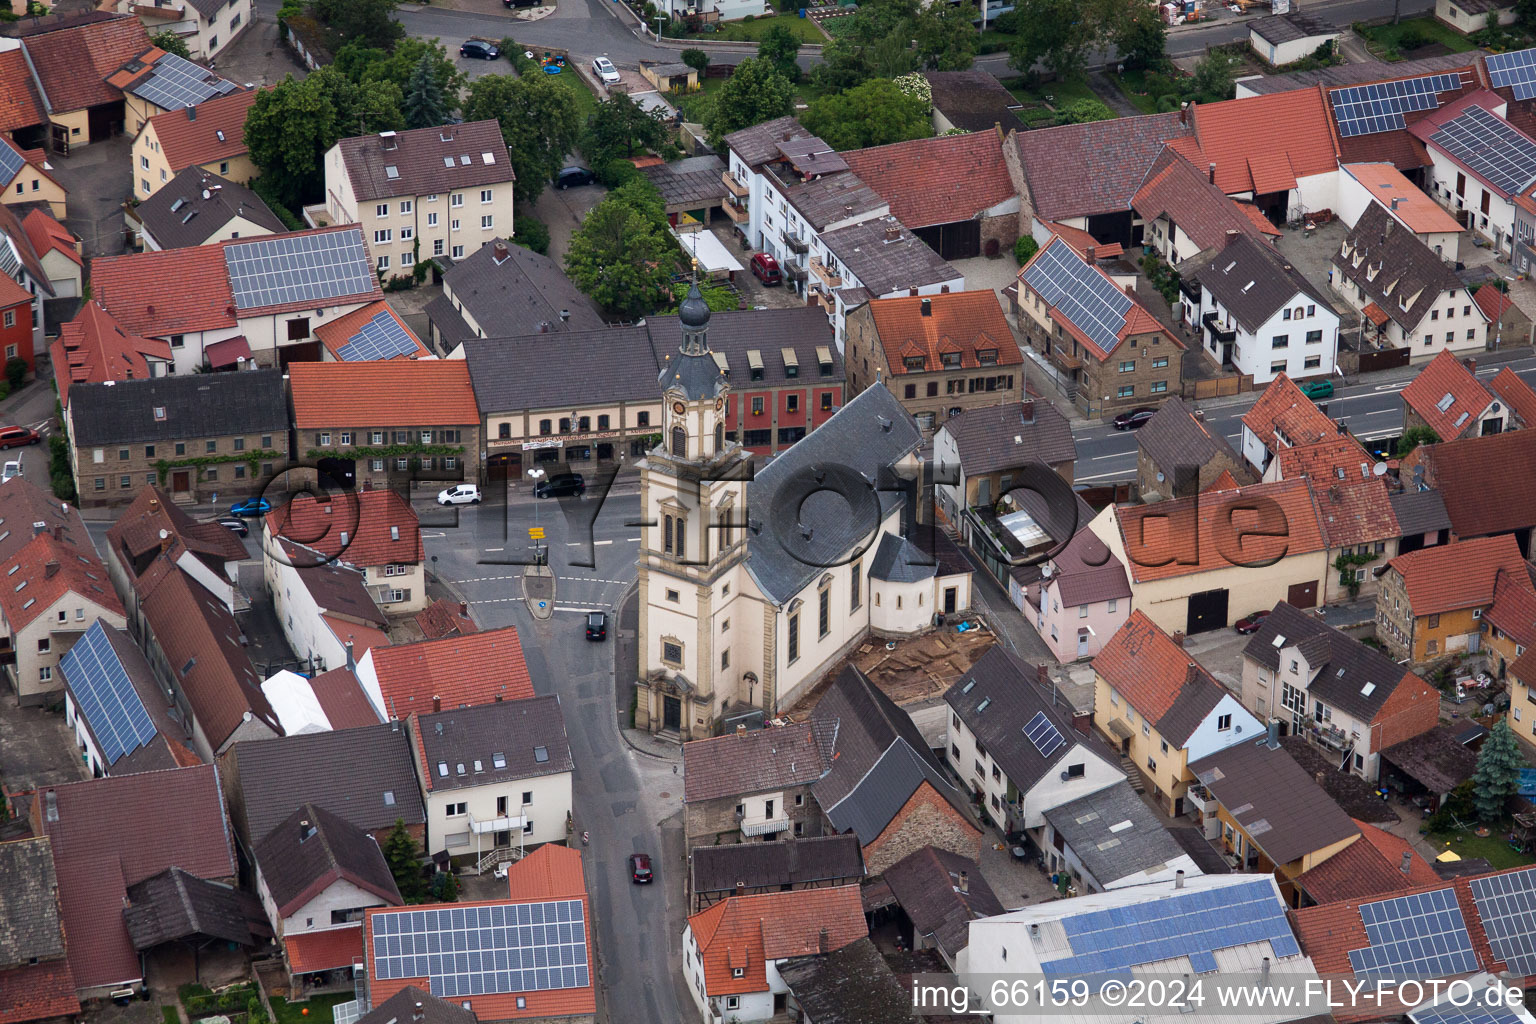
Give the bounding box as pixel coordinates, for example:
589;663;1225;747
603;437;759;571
1287;581;1318;609
1186;589;1229;634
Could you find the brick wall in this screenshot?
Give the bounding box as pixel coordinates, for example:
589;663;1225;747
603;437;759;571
1371;670;1441;753
861;783;983;875
76;430;284;508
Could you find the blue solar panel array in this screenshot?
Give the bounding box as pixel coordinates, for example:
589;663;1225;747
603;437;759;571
133;54;239;111
60;622;157;765
1411;1002;1527;1024
1023;711;1065;759
1039;879;1297;979
1330;75;1462;138
1487;47;1536;102
1346;888;1479;979
1468;867;1536;976
0;140;25;187
224;229;375;311
1430;106;1536;197
1022;241;1133;357
371;901;589;997
338;309;418;361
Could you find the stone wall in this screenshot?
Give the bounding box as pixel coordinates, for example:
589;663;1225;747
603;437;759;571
861;783;982;875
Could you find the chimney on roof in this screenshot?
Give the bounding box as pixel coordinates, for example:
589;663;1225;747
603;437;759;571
886;226;901;242
185;104;196;121
51;525;62;542
432;694;441;713
1180;102;1190;125
459;601;469;616
43;560;58;580
1467;357;1477;374
1175;870;1185;889
782;132;793;142
1225;230;1239;244
492;241;509;264
1171;631;1185;648
958;871;969;894
1337;418;1347;435
345;640;355;672
1266;719;1279;749
736;723;746;734
1036;662;1050;688
940;284;950;293
159;528;171;552
920;297;932;317
1020;401;1035;426
412;1004;423;1024
1261;957;1271;983
1315;770;1325;785
1193;408;1205;422
1391;197;1402;210
1401;850;1413;876
818;927;829;953
1086;245;1096;262
1208;162;1216;184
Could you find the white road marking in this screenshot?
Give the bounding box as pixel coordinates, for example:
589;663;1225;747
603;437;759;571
1091;452;1127;461
1365;408;1395;416
560;577;632;585
626;537;641;542
554;603;607;612
484;547;504;552
1074;469;1134;483
593;540;613;546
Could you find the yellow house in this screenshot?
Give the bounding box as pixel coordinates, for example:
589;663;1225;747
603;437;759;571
1086;476;1330;636
1375;533;1527;666
1189;738;1362;906
1485;566;1536;751
1091;610;1264;818
132;88;261;200
0;137;66;219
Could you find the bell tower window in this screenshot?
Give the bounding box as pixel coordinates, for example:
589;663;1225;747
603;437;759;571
671;426;686;457
715;422;724;453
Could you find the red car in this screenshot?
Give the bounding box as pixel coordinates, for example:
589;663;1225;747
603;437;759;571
1234;609;1272;635
749;252;781;286
629;853;653;884
0;426;40;449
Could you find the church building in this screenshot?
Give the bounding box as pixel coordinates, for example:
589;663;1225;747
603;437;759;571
634;283;973;740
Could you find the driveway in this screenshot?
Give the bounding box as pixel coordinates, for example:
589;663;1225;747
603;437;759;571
534;180;607;262
50;135;131;261
0;696;87;815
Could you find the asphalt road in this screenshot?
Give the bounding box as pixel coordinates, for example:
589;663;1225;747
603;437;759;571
1070;355;1536;484
414;480;690;1024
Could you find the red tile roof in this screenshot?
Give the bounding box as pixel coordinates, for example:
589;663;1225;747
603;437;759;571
1047;222;1124;260
1341;163;1465;235
307;668;383;730
0;959;79;1024
147;87;262;172
1091;610;1233;746
39;765;235;990
1476;285;1515;325
1132;148;1280;252
1111;478;1325;582
1242;374;1341;450
1013;111;1193;222
1402;349;1495;440
0;51;45;134
1206;468;1240;492
364;627;534;718
49;301;172;404
1361;301;1391;327
1272;434;1374;482
1294;818;1439;904
289;359;479;427
686;885;865;997
1018;237;1181;361
1488;365;1536;427
322;615;391;661
0;274;30;311
414;598;478;640
0;532;122;632
91;244;235;336
505;843;586;902
313;302;429;362
1312;477;1400;549
841;132;1015;231
1183;90;1339;194
265;491;422;569
284;926;365;975
1414;428;1536;537
1484;566;1536;647
1387;533;1527;617
866;291;1023;376
22;15;151;115
20;209;79;267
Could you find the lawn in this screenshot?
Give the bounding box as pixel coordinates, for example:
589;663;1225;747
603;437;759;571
161;1008;180;1024
270;994;354;1024
1113;68;1166;115
543;67;597;122
671;76;724;124
703;11;826;42
1360;16;1478;59
1425;825;1536;871
1000;75;1101;109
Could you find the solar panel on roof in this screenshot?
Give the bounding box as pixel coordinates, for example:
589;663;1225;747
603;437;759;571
371;900;589;996
1040;879;1296;978
1330;74;1461;138
1022;241;1132;356
1468;867;1536;976
224;230;374;311
0;237;21;280
1023;710;1065;759
134;54;238;111
0;141;25;187
1430;106;1536;196
1411;1002;1527;1024
1488;48;1536;97
337;309;418;361
1346;888;1479;979
60;622;158;766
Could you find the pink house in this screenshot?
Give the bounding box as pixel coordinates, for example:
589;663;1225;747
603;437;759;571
1024;528;1132;662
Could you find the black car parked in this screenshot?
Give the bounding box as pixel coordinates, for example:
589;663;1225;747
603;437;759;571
460;38;500;59
534;473;585;498
555;166;595;190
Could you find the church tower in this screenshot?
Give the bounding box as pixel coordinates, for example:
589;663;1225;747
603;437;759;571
634;282;754;739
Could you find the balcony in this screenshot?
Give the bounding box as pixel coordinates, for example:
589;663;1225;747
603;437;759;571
1311;721;1353;752
722;172;749;199
723;197;748;224
1185;784;1214;816
784;261;808;282
741;815;790;837
783;231;809;254
1202;311;1236;344
809;257;842;289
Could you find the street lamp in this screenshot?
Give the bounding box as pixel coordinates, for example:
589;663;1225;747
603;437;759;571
527;467;546;564
654;14;666;41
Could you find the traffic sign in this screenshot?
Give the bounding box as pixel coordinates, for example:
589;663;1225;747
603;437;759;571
529;527;546;539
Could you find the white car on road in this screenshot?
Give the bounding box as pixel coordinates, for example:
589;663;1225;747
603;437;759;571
593;56;621;84
2;461;21;483
437;484;481;505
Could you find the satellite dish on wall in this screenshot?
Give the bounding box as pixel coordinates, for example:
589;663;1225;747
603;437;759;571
1372;462;1388;476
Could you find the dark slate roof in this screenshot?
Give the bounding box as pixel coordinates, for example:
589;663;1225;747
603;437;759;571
1048;527;1132;608
924;70;1021;133
231;723;427;846
424;295;474;351
690;834;866;894
437;238;605;339
122;867;254;949
1250;12;1338;45
133;168;285;250
1236;52;1485;96
881;847;1002;961
1013;112;1194;222
1243;602;1421;723
811;667;976;842
818;216;960;298
648;308;842;390
463;327;659;413
641;156;729;207
357;987;478;1024
1389;488;1452;536
1168;826;1232;874
1380;724;1478;795
776;169;888;232
777;938;919;1024
416;695;573;793
1195;234;1333;334
1190;741;1360;866
69;369;287;446
252;802;402;919
1041;782;1186;886
724;116;815;167
335;122;511;205
942;646;1082;792
1138;396;1242;474
867;533;937;584
1336;204;1462;333
939;402;1076;476
744;382;922;604
659;347;727;402
0;836;64;966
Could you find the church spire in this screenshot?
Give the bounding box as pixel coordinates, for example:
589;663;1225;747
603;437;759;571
678;260;711;357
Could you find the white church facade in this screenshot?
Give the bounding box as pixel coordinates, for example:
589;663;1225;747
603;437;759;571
634;284;973;740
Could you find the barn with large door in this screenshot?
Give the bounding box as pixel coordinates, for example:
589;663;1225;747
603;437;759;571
1085;479;1331;639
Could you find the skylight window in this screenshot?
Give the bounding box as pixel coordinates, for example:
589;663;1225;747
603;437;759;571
443;157;454;168
385;166;399;179
437;761;448;777
493;752;506;769
976;698;992;713
384;790;395;805
481;152;495;164
961;679;975;693
1361;682;1376;697
1437;392;1455;412
534;746;549;763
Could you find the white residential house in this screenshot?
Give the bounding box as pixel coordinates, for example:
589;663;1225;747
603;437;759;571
1041;781;1203;892
1417;100;1530;254
115;0;252;59
264;537;391;676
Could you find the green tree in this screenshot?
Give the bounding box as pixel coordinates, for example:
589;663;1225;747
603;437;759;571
1471;718;1524;822
801;78;931;150
150;30;192;60
680;48;710;74
403;50;450;129
1110;0;1166;72
1190;52;1236;102
565;186;676;319
1055;98;1115;124
705;57;794;148
382;819;427;903
332;41;391;82
756;24;802;83
363;37;465;97
610;177;669;233
912;1;977;71
1395;424;1439;457
810;38;874;92
1008;0;1097;79
666;279;737;312
464;74;583;204
514;212;550;254
1014;235;1039;265
308;0;403;51
587;93;668;162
